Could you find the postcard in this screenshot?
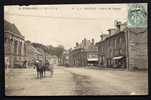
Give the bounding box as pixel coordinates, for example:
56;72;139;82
4;3;148;96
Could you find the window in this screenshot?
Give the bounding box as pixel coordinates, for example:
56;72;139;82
119;36;122;47
14;40;17;55
19;42;22;56
113;39;115;49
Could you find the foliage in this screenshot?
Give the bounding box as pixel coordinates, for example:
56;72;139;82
48;45;65;58
32;42;65;58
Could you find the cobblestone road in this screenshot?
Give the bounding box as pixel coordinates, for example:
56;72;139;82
5;66;148;96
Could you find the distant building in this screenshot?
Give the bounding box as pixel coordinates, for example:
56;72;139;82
96;21;148;70
46;54;58;65
34;47;47;65
4;19;26;68
25;41;42;67
32;45;58;65
69;38;98;67
61;50;70;66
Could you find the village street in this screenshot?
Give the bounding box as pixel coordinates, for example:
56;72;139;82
5;66;148;96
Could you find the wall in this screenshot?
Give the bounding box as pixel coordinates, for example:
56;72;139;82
128;28;148;70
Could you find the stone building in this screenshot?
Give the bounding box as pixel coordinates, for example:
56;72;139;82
60;50;70;66
25;41;42;67
127;27;148;70
31;45;58;65
69;38;98;67
96;34;108;67
69;48;87;67
46;54;58;65
34;47;46;65
96;21;148;70
4;19;26;68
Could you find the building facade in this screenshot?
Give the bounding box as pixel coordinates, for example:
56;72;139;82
69;38;98;67
96;21;148;70
46;54;58;65
25;41;43;67
60;50;70;66
127;28;148;70
4;20;26;68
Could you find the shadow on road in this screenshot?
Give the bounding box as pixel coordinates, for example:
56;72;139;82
70;72;99;95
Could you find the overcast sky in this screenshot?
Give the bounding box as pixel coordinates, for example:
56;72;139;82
4;4;128;49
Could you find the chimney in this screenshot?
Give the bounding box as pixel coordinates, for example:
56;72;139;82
76;42;79;47
84;38;87;46
117;21;121;31
109;30;111;36
100;35;103;41
91;38;95;45
108;30;111;36
114;20;122;32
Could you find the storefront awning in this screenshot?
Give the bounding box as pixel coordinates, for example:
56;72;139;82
88;58;98;61
113;56;123;60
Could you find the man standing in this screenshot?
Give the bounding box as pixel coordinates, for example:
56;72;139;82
5;56;10;73
23;60;27;68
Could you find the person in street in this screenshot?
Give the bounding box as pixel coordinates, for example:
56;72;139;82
34;59;44;79
43;60;49;77
45;60;50;68
5;57;10;73
23;60;27;68
49;63;54;77
45;60;54;77
5;57;9;69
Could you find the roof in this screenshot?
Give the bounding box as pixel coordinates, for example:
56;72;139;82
95;39;106;45
4;19;24;37
96;30;125;46
107;28;116;31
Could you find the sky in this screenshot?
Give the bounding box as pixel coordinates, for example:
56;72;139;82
4;4;128;49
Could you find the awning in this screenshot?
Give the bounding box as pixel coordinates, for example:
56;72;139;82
113;56;123;60
88;58;98;61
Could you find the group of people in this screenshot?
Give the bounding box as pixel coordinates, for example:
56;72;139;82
5;56;54;79
34;59;54;79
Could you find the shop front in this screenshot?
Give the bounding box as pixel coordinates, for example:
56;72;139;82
87;58;98;66
112;56;126;68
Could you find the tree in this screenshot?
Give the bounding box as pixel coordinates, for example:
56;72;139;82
48;45;56;55
32;43;65;64
52;45;65;64
47;45;65;58
54;45;64;58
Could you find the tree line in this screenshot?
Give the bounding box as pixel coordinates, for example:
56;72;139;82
32;43;65;59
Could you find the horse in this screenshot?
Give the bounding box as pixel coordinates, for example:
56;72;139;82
34;60;44;79
43;61;54;77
